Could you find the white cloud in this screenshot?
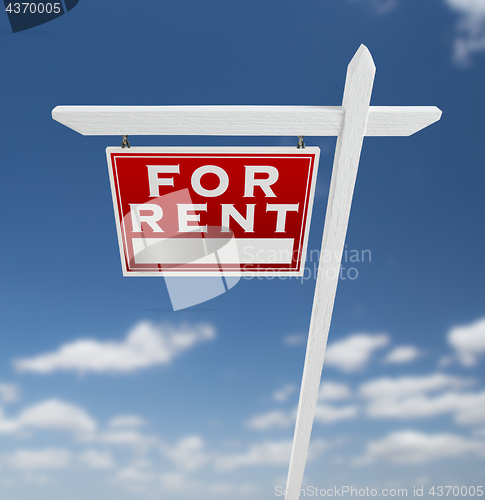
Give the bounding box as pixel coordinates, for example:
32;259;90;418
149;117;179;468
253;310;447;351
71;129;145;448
365;390;485;424
0;383;19;403
163;435;209;471
383;346;422;364
23;473;51;485
246;401;356;430
115;458;255;497
438;355;454;368
446;0;485;17
368;0;398;14
444;0;485;64
355;0;485;64
359;373;485;425
453;392;485;425
14;321;216;375
0;399;159;453
314;404;358;424
448;317;485;366
78;450;114;469
0;415;19;434
318;382;352;401
215;439;327;470
108;415;147;429
159;472;255;497
214;440;293;470
115;460;156;483
161;472;195;493
273;384;297;402
0;399;97;437
246;373;485;431
325;333;389;372
361;0;485;64
355;430;485;465
2;449;72;470
92;430;159;453
246;410;295;430
359;373;473;400
18;400;96;435
283;334;306;346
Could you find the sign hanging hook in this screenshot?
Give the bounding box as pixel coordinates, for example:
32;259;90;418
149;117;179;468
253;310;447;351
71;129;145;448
121;135;131;148
297;136;305;149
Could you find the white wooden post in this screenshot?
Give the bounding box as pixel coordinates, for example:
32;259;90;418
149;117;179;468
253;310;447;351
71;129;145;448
284;44;375;500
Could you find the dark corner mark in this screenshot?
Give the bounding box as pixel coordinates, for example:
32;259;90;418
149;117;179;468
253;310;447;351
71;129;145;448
63;0;79;11
3;0;80;33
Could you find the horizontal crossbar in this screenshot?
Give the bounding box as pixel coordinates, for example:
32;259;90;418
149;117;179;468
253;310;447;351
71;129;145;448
52;105;441;137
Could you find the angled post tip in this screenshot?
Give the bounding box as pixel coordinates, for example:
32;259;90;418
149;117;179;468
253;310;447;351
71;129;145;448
342;45;376;108
347;44;376;76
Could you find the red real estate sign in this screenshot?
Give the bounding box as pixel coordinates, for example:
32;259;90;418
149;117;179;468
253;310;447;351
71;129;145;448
106;147;320;276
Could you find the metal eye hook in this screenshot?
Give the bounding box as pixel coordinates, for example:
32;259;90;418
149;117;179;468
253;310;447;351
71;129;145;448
297;136;305;149
121;135;131;148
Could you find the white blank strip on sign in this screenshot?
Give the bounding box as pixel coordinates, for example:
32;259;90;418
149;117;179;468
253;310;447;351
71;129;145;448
132;238;295;265
52;105;441;137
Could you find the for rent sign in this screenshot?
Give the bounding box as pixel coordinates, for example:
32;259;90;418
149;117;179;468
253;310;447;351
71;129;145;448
106;147;320;276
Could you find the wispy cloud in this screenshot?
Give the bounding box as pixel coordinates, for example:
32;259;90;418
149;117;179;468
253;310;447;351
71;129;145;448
114;458;256;497
78;450;115;469
1;448;115;471
363;0;398;14
158;434;327;472
318;382;353;401
0;383;20;403
444;0;485;65
383;345;422;364
448;317;485;366
89;429;160;453
246;409;296;430
0;399;97;437
162;435;209;472
22;473;51;485
1;449;72;470
366;390;485;424
359;373;485;425
108;415;147;429
359;373;473;400
325;333;389;372
358;0;485;64
354;430;485;465
212;439;325;471
282;333;307;346
114;459;156;484
273;384;297;402
0;398;162;457
245;401;357;430
314;404;358;424
14;321;216;375
215;440;294;470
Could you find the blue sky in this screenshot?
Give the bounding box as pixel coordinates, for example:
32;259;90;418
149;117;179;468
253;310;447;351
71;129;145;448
1;0;485;498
